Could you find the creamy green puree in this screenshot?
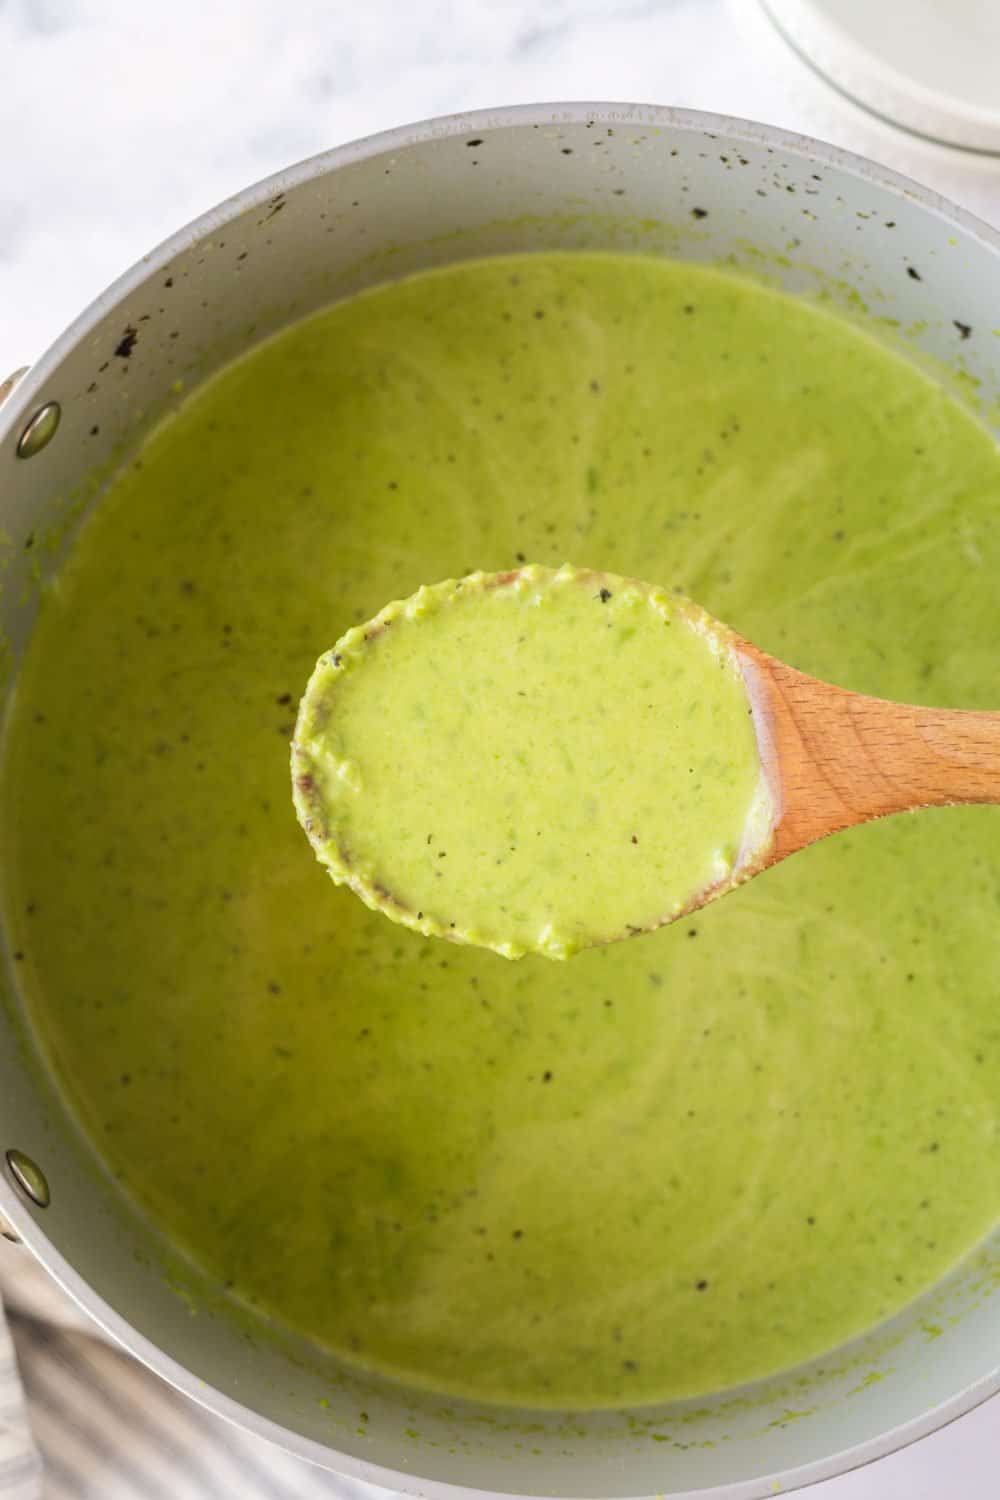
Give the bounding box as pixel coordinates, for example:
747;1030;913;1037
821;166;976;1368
4;253;1000;1409
293;565;770;958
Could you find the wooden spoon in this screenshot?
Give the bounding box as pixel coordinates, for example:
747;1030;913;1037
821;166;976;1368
293;563;1000;959
737;642;1000;874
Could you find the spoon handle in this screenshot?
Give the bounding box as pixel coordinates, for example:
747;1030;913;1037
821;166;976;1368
739;644;1000;863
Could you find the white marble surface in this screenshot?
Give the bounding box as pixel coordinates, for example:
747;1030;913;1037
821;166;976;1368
3;0;1000;1495
3;0;1000;371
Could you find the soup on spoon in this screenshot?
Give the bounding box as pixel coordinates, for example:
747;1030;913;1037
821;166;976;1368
292;563;768;958
293;561;1000;958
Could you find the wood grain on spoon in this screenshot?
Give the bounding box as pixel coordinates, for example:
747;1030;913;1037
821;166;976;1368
738;640;1000;875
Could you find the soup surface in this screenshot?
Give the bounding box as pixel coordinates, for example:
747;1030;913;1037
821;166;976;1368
5;253;1000;1407
292;565;769;959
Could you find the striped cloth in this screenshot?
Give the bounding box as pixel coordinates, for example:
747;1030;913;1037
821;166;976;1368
0;1244;393;1500
0;1282;42;1500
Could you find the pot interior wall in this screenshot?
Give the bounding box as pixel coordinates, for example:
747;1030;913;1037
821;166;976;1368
2;105;1000;1499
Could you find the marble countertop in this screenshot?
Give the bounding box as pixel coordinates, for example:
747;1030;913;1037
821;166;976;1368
3;0;1000;370
3;1;1000;1495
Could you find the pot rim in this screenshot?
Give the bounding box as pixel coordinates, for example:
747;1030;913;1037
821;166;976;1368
3;98;1000;1500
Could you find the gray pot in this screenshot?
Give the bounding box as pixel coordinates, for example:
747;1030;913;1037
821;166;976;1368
2;102;1000;1500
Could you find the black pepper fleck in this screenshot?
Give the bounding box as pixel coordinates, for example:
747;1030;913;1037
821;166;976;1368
114;326;138;359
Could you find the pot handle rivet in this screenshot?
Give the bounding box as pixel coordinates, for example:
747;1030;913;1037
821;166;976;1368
16;401;61;460
5;1149;50;1209
0;1214;19;1244
0;367;29;406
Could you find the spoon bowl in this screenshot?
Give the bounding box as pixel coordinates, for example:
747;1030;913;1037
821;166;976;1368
293;564;772;958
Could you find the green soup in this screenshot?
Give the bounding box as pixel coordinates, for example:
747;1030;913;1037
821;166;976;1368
4;252;1000;1409
293;566;770;959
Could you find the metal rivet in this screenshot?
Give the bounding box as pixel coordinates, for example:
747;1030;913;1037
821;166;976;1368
16;401;61;460
0;367;29;406
5;1149;50;1208
0;1213;19;1244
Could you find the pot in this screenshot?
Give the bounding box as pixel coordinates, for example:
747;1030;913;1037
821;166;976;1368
2;102;1000;1500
